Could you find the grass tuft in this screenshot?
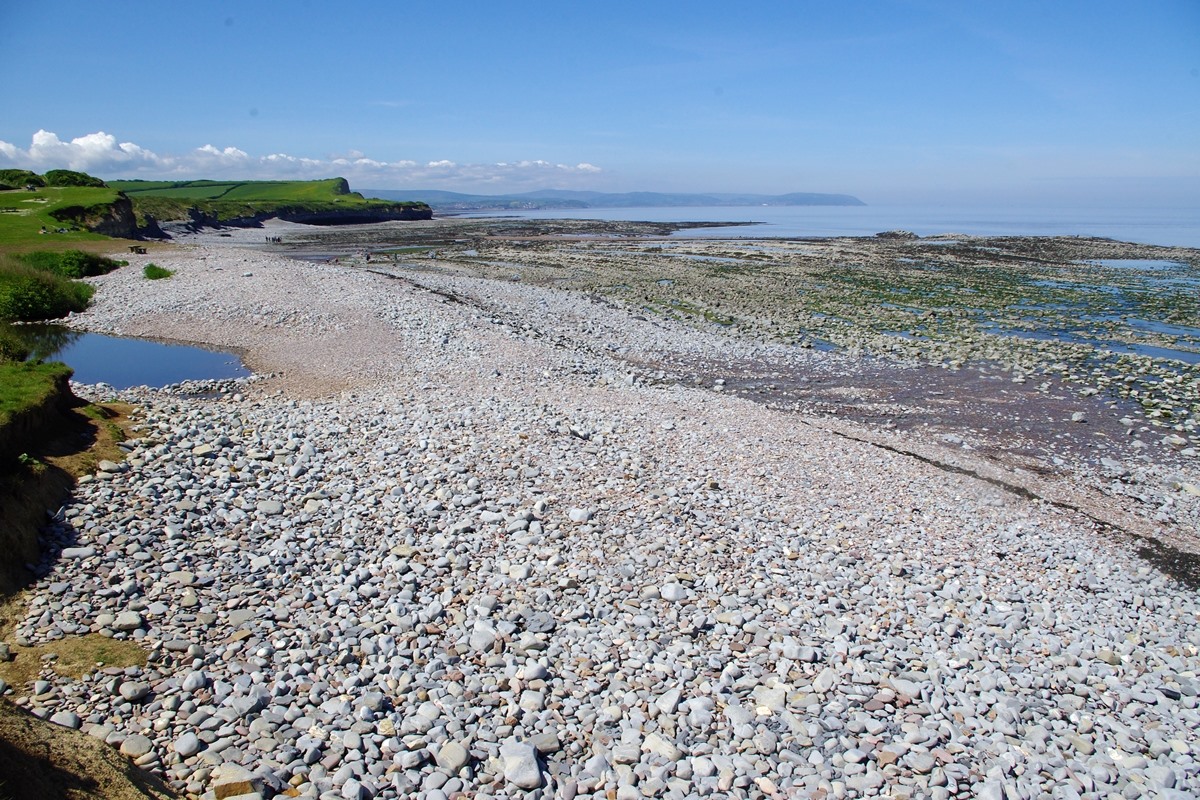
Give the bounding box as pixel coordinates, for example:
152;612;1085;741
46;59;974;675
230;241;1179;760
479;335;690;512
0;633;148;690
0;362;73;429
142;263;173;280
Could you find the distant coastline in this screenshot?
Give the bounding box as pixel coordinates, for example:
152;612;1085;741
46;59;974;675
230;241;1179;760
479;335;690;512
366;188;865;211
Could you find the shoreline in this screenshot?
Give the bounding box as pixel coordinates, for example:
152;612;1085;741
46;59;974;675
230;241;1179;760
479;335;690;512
438;204;1200;250
155;219;1200;548
7;222;1199;798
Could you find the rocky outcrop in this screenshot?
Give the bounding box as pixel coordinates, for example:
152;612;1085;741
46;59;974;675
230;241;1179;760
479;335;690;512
275;204;433;225
185;207;224;230
136;214;167;240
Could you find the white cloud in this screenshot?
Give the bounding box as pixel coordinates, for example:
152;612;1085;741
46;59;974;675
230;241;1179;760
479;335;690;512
12;129;168;172
196;144;250;160
0;130;603;191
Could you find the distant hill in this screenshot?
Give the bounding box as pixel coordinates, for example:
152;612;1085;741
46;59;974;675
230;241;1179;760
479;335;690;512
366;188;865;211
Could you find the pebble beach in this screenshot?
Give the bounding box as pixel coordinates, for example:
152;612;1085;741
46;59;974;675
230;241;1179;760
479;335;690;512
6;228;1200;800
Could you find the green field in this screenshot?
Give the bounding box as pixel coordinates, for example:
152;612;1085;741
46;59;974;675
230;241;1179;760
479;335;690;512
0;186;120;250
109;177;358;202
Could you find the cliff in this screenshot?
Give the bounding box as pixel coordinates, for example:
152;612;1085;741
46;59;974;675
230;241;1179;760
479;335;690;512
110;178;433;237
0;364;75;472
7;172;434;243
49;194;139;239
179;203;432;231
0;363;76;591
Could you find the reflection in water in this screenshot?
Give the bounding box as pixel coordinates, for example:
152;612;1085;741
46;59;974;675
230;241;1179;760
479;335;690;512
7;323;85;362
4;324;250;389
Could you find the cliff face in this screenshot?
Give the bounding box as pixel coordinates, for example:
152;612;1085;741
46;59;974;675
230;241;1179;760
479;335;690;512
53;194;433;240
87;195;139;238
0;366;76;590
50;195;140;239
178;203;433;231
277;205;433;225
0;366;74;470
137;214;167;239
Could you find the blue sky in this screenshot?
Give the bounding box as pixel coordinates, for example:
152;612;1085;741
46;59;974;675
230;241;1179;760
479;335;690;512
1;0;1197;206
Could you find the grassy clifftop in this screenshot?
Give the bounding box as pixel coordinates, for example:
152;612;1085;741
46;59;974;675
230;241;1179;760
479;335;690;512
1;174;433;245
108;178;432;227
109;176;356;200
0;185;125;250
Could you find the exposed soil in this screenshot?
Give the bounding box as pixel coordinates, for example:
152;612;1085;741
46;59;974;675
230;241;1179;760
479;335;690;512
0;401;169;800
0;702;175;800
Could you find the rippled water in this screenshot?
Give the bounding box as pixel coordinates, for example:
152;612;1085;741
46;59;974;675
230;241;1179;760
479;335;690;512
464;205;1200;248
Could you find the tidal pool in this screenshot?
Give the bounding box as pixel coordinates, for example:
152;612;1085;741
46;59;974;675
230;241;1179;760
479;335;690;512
12;324;250;389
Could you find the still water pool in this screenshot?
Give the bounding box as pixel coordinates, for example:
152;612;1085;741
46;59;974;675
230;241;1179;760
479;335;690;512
12;324;250;389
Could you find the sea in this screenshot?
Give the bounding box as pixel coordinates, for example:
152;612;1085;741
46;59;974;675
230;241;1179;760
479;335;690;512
459;205;1200;249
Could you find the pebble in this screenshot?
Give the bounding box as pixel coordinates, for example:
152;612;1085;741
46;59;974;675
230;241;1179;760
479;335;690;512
11;239;1198;800
813;667;838;693
500;739;542;789
660;582;687;601
643;732;684;761
174;731;202;757
112;611;144;632
434;741;470;772
119;734;153;758
907;751;936;774
118;681;151;702
181;670;208;692
60;546;96;559
50;710;82;729
210;762;261;798
255;499;284;515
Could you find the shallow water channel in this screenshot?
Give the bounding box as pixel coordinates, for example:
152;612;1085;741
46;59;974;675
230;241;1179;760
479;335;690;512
11;324;250;389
